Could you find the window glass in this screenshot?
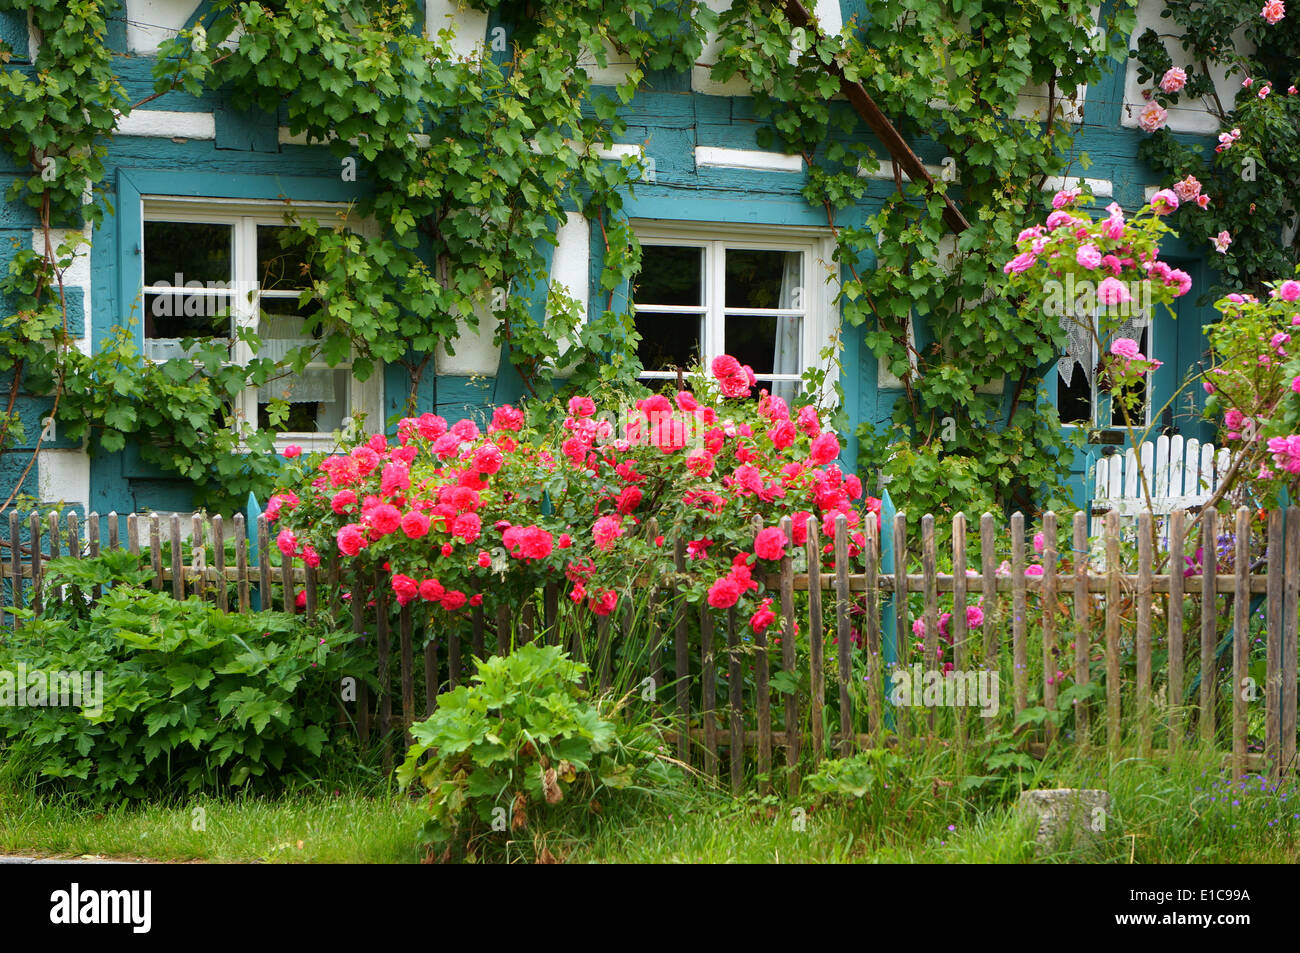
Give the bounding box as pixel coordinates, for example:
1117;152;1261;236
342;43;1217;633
143;221;232;286
633;246;703;307
634;312;701;373
257;225;312;293
725;249;800;309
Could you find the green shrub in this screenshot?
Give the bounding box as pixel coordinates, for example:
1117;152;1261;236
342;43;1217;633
0;552;369;800
398;642;679;862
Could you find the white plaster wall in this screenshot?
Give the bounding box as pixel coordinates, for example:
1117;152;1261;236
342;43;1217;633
435;297;500;376
1119;0;1249;135
124;0;202;54
548;211;591;369
37;449;90;512
31;226;93;504
425;0;491;60
116;110;216;139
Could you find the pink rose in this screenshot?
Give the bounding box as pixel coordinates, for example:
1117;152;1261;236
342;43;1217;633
707;575;743;609
1159;67;1187;93
1097;277;1133;306
391;574;418;606
369;503;402;536
593;515;624;551
400;511;430;539
749;598;777;634
1138;102;1168;133
336;524;367;556
1261;0;1285;24
1110;337;1142;360
283;444;302;459
753;527;787;561
1002;252;1037;274
380;462;411;497
491;404;524;432
809;431;840;465
473;444;504;475
1150;188;1179;214
452;512;481;543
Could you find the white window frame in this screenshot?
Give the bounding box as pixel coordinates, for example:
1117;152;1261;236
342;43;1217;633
139;197;383;453
629;220;840;405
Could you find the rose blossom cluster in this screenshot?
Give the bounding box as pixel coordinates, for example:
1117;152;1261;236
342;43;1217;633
1004;188;1190;308
269;355;882;636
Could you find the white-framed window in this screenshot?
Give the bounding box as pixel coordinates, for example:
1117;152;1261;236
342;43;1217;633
629;221;839;404
1057;310;1152;430
139;198;382;451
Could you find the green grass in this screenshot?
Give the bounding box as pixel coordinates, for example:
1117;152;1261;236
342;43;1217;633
1;746;1296;863
565;749;1300;863
0;783;425;864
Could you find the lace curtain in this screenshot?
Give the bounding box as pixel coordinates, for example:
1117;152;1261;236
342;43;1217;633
256;313;336;404
1057;310;1149;389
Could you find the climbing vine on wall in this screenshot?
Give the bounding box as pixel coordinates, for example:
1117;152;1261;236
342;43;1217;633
0;0;713;511
5;0;1231;525
714;0;1137;519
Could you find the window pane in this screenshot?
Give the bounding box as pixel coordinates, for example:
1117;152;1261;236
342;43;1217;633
632;246;703;307
259;370;351;433
1056;361;1092;425
257;225;313;293
725;249;801;310
1108;328;1149;427
142;292;232;347
143;221;232;287
725;313;801;377
259;297;324;340
634;310;700;372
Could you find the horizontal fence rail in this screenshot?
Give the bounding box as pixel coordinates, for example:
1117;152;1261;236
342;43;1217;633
2;506;1298;791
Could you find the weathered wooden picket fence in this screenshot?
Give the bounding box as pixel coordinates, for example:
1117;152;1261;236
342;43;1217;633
2;506;1298;790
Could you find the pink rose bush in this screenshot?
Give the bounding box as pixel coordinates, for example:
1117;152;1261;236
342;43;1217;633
270;357;881;634
1203;276;1300;497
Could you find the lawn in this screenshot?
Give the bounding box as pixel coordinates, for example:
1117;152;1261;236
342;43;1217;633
3;748;1295;864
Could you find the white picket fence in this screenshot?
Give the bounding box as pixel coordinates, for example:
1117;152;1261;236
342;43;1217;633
1091;434;1230;534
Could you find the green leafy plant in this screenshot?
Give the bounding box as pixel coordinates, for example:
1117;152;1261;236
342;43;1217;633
397;642;678;862
805;748;905;800
0;553;369;800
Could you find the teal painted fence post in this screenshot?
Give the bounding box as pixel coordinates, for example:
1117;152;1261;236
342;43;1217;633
247;492;262;611
879;489;898;730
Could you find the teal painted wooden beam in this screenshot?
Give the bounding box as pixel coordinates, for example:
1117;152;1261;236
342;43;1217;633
879;488;899;730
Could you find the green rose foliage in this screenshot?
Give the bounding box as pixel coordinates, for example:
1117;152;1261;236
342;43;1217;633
1202;276;1300;503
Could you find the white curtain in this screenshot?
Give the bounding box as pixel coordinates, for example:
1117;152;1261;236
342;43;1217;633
256;313;336;404
772;252;801;405
1058;309;1149;392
